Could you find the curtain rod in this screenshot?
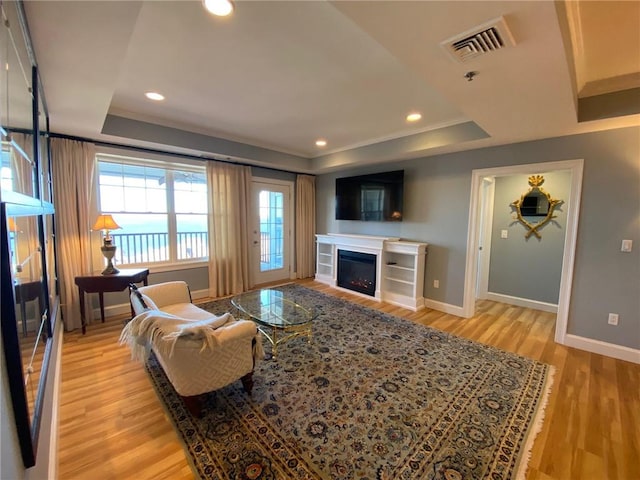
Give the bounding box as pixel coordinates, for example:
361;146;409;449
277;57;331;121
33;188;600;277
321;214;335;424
7;127;313;177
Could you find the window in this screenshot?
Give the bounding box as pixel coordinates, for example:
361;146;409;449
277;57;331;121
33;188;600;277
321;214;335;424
97;154;208;267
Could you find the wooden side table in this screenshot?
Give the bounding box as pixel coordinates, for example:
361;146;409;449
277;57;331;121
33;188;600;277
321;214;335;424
74;268;149;334
14;280;46;336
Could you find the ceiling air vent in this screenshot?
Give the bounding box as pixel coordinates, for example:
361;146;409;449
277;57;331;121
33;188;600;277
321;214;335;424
441;16;515;63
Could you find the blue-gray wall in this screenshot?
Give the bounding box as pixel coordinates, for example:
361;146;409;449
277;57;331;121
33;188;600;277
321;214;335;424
488;171;571;304
316;127;640;350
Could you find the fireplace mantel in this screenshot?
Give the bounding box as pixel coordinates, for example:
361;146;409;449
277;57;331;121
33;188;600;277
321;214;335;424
319;233;400;250
315;234;428;311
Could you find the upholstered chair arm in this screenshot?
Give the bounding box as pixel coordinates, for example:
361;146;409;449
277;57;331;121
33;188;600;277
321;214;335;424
215;320;259;344
137;281;192;309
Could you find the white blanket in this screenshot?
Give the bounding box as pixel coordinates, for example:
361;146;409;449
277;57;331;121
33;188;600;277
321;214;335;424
119;310;236;361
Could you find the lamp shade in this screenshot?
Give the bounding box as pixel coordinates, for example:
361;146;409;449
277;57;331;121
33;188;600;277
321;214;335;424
92;214;121;231
7;217;18;232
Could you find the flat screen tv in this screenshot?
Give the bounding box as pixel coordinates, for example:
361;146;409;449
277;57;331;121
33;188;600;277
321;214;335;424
335;170;404;221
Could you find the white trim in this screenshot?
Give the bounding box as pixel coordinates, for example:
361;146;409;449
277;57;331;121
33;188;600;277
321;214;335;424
564;334;640;364
463;168;483;318
190;288;210;301
47;326;63;480
476;177;495;299
485;292;558;313
554;161;584;344
145;261;208;274
464;159;585;338
383;291;426;311
424;298;466;317
108;260;209;275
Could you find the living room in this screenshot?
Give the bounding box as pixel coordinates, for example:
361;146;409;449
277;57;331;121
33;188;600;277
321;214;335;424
1;1;638;479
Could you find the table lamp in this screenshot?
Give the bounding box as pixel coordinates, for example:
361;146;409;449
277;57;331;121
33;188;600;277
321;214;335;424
92;214;122;275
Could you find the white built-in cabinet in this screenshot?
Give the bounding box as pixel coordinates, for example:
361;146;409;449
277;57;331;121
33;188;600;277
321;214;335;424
316;241;334;281
382;241;427;310
315;234;428;311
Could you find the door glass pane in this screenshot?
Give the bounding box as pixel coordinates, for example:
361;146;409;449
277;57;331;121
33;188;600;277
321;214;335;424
259;190;284;272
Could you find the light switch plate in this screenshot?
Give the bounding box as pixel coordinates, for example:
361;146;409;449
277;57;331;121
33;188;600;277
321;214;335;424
621;239;632;252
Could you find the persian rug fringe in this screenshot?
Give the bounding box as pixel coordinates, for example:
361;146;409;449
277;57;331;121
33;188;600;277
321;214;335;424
515;364;556;480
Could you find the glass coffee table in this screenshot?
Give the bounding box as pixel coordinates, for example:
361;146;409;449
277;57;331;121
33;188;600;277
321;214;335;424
231;288;316;359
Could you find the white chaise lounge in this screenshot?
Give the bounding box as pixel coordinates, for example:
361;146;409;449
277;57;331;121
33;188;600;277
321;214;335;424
121;281;262;416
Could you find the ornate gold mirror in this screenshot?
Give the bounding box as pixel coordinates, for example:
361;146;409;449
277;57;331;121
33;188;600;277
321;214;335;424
511;175;563;239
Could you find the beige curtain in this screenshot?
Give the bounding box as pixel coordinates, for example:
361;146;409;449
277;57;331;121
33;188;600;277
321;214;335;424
295;174;316;279
51;138;96;331
206;161;251;298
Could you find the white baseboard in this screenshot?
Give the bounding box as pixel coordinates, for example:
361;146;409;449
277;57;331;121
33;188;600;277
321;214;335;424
424;299;466;318
564;334;640;364
190;288;210;300
48;327;63;480
93;288;210;319
485;292;558;313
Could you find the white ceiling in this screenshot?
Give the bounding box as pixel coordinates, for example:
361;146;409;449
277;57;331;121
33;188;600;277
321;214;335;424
23;1;640;174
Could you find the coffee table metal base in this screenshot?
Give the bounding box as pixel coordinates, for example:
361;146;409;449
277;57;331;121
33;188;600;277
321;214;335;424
231;288;317;360
258;322;312;359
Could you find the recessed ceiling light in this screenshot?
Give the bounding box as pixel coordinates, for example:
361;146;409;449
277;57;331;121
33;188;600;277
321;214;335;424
203;0;234;16
145;92;165;101
406;112;422;122
315;139;327;147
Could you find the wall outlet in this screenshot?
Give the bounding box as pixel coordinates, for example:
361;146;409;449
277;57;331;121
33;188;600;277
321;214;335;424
608;313;619;326
433;279;440;288
501;229;508;239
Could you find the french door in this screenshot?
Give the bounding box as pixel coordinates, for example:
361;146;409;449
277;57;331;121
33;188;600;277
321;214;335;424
250;179;293;286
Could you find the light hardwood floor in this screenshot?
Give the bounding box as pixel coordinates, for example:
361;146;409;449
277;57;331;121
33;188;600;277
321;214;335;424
57;279;640;479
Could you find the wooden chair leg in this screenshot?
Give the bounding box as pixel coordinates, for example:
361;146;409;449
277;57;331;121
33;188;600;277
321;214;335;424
181;394;203;417
241;372;254;394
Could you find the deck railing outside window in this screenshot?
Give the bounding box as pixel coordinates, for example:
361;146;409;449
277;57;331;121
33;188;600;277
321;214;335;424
111;231;209;265
110;231;278;269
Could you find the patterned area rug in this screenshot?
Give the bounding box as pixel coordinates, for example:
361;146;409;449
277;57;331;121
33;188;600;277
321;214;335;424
145;285;554;479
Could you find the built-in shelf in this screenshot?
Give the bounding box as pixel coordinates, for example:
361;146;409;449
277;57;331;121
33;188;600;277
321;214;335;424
315;234;428;311
316;242;334;278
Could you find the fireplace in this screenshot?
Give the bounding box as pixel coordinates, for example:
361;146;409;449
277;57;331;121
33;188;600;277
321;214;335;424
337;250;376;296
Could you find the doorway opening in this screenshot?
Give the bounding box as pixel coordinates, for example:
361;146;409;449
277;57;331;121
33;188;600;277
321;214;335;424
464;159;584;345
